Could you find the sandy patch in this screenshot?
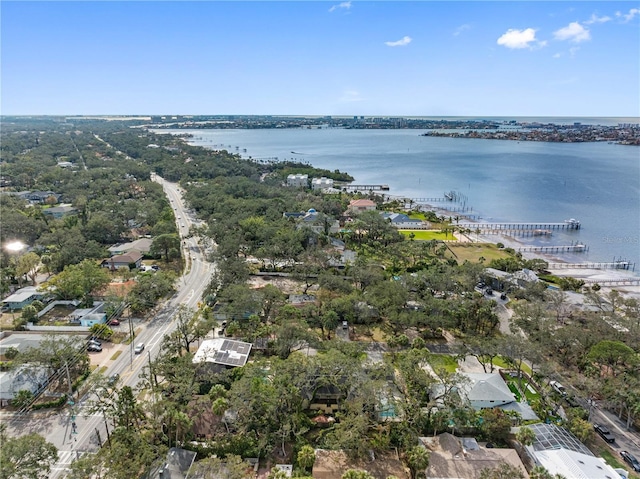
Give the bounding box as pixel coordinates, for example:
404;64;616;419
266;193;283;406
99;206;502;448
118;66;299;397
247;275;307;295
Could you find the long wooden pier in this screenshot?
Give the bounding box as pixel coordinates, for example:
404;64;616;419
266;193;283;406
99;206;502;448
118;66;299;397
581;278;640;286
458;220;581;231
343;184;390;191
518;243;588;253
548;261;635;271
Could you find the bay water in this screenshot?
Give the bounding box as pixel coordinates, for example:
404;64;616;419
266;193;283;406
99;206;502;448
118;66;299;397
163;127;640;272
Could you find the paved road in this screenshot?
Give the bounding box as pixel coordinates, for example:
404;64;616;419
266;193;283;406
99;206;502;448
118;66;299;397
4;175;214;478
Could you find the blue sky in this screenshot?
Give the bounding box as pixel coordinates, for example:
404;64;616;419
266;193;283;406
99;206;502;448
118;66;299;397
2;1;639;116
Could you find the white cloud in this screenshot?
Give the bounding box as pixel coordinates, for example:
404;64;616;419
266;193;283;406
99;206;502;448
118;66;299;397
329;1;351;13
584;13;612;24
339;90;363;103
616;8;639;22
554;22;590;43
453;24;471;36
496;28;539;49
553;52;562;58
385;36;412;47
569;46;580;57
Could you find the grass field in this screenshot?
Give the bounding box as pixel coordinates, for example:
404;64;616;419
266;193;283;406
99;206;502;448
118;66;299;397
447;243;511;263
110;351;122;360
493;356;533;375
399;230;452;241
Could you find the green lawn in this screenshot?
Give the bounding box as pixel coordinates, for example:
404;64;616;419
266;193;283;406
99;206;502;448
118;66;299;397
493;356;533;375
598;448;640;479
427;353;458;373
399;230;451;241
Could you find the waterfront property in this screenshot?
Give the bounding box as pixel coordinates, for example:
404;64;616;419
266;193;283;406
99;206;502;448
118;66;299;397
286;173;308;187
347;199;377;214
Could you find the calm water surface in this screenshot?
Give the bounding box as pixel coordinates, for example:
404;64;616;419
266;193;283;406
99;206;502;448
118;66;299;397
163;128;640;270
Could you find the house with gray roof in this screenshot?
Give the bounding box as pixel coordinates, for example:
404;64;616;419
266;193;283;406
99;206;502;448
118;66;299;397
42;205;78;219
108;238;153;256
2;286;45;310
381;212;425;229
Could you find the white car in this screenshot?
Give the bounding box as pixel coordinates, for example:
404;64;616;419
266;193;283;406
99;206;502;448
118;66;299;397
134;343;145;354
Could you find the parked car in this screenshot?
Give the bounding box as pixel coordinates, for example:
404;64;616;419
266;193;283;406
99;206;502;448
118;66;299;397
107;374;120;387
500;293;507;300
89;339;102;347
87;344;102;352
108;319;120;326
485;288;493;295
621;451;640;472
134;343;145;354
549;380;567;396
593;424;615;443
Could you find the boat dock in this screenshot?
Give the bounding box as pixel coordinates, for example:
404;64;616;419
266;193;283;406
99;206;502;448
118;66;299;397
518;243;588;253
343;184;390;191
548;261;635;271
458;219;581;231
581;277;640;286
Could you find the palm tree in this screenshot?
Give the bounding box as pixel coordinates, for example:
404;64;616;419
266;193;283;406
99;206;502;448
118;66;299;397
297;445;316;472
515;426;536;446
341;470;374;479
406;445;430;479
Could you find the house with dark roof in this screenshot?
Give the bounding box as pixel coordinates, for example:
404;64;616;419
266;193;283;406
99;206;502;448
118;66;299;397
16;191;61;204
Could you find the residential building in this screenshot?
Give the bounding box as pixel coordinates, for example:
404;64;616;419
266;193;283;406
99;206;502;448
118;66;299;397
192;338;252;368
16;190;61;204
108;238;153;256
2;286;45;310
101;251;144;270
347;199;377;214
381;212;424;228
286;173;308;187
311;177;334;191
523;423;626;479
421;433;529;479
483;268;539;292
42;205;78;219
297;209;341;234
0;365;50;408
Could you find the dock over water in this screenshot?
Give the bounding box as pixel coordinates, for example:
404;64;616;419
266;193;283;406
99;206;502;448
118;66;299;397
518;243;588;253
458;219;581;231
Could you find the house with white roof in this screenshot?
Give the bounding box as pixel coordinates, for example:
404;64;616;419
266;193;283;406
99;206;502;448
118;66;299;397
311;177;334;191
522;423;626;479
286;173;308;188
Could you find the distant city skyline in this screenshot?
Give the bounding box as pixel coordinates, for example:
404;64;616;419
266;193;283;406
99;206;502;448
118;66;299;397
1;1;639;117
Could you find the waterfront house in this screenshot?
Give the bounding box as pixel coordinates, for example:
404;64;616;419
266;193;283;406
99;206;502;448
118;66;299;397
311;177;334;191
2;286;45;311
381;212;424;228
286;173;308;188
